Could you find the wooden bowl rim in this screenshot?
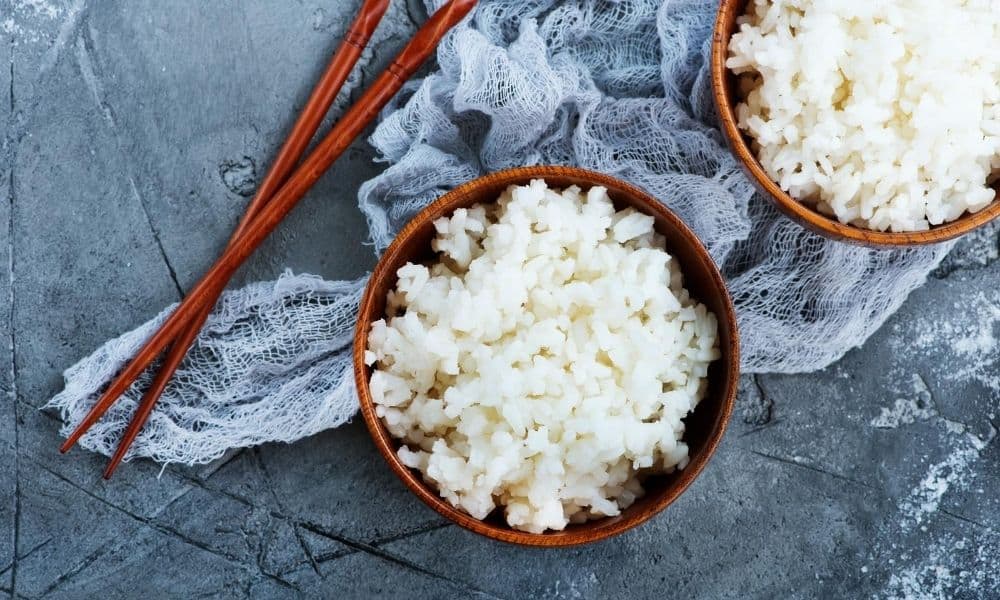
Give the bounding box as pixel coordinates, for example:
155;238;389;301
711;0;1000;247
354;165;740;547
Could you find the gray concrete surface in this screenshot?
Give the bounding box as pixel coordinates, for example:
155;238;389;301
1;1;998;598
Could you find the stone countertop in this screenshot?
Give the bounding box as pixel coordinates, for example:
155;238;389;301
1;1;998;598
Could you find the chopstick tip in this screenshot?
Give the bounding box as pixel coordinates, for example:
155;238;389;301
60;426;88;453
104;449;128;480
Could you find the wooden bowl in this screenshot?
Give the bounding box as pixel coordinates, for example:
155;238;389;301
711;0;1000;247
354;166;740;547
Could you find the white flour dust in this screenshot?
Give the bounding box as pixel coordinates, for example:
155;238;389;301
878;424;997;599
885;534;1000;600
874;297;998;599
895;289;1000;394
16;0;61;19
898;435;990;530
1;0;67;45
935;222;1000;276
872;396;997;598
878;373;994;531
871;375;937;430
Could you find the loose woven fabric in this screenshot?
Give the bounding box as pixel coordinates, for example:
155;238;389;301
48;0;954;465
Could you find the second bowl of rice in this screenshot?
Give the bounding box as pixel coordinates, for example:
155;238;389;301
712;0;1000;246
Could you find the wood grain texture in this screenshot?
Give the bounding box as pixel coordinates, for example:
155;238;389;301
712;0;1000;247
354;166;741;547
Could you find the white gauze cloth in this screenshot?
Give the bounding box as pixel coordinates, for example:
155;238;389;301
47;0;953;465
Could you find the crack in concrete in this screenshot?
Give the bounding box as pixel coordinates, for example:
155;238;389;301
403;0;427;30
37;541;110;598
916;374;990;439
196;448;247;481
7;46;21;600
19;399;61;425
752;375;772;415
251;449;322;579
310;547;355;563
738;374;774;428
68;446;467;590
738;418;784;438
250;518;274;589
309;521;454;564
16;422;204;526
24;447;474;597
0;538;52;581
167;468;255;509
297;521;506;600
876;374;998;444
369;521;453;546
160;461;469;588
37;0;88;77
164;463;455;570
750;450;875;491
30;461;300;595
938;508;992;532
73;24;184;299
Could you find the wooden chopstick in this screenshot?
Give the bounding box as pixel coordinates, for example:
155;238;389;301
99;0;392;480
59;0;478;459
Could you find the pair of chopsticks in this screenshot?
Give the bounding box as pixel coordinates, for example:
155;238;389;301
60;0;478;478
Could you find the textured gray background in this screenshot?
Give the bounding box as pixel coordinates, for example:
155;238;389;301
1;1;999;598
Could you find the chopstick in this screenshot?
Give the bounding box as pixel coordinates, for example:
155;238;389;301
98;0;393;480
60;0;478;464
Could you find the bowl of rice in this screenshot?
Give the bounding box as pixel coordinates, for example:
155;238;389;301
712;0;1000;245
354;166;739;546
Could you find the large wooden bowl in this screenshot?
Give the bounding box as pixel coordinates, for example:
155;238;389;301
712;0;1000;247
354;166;740;547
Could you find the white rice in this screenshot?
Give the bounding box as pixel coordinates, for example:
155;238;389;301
365;180;719;533
727;0;1000;232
